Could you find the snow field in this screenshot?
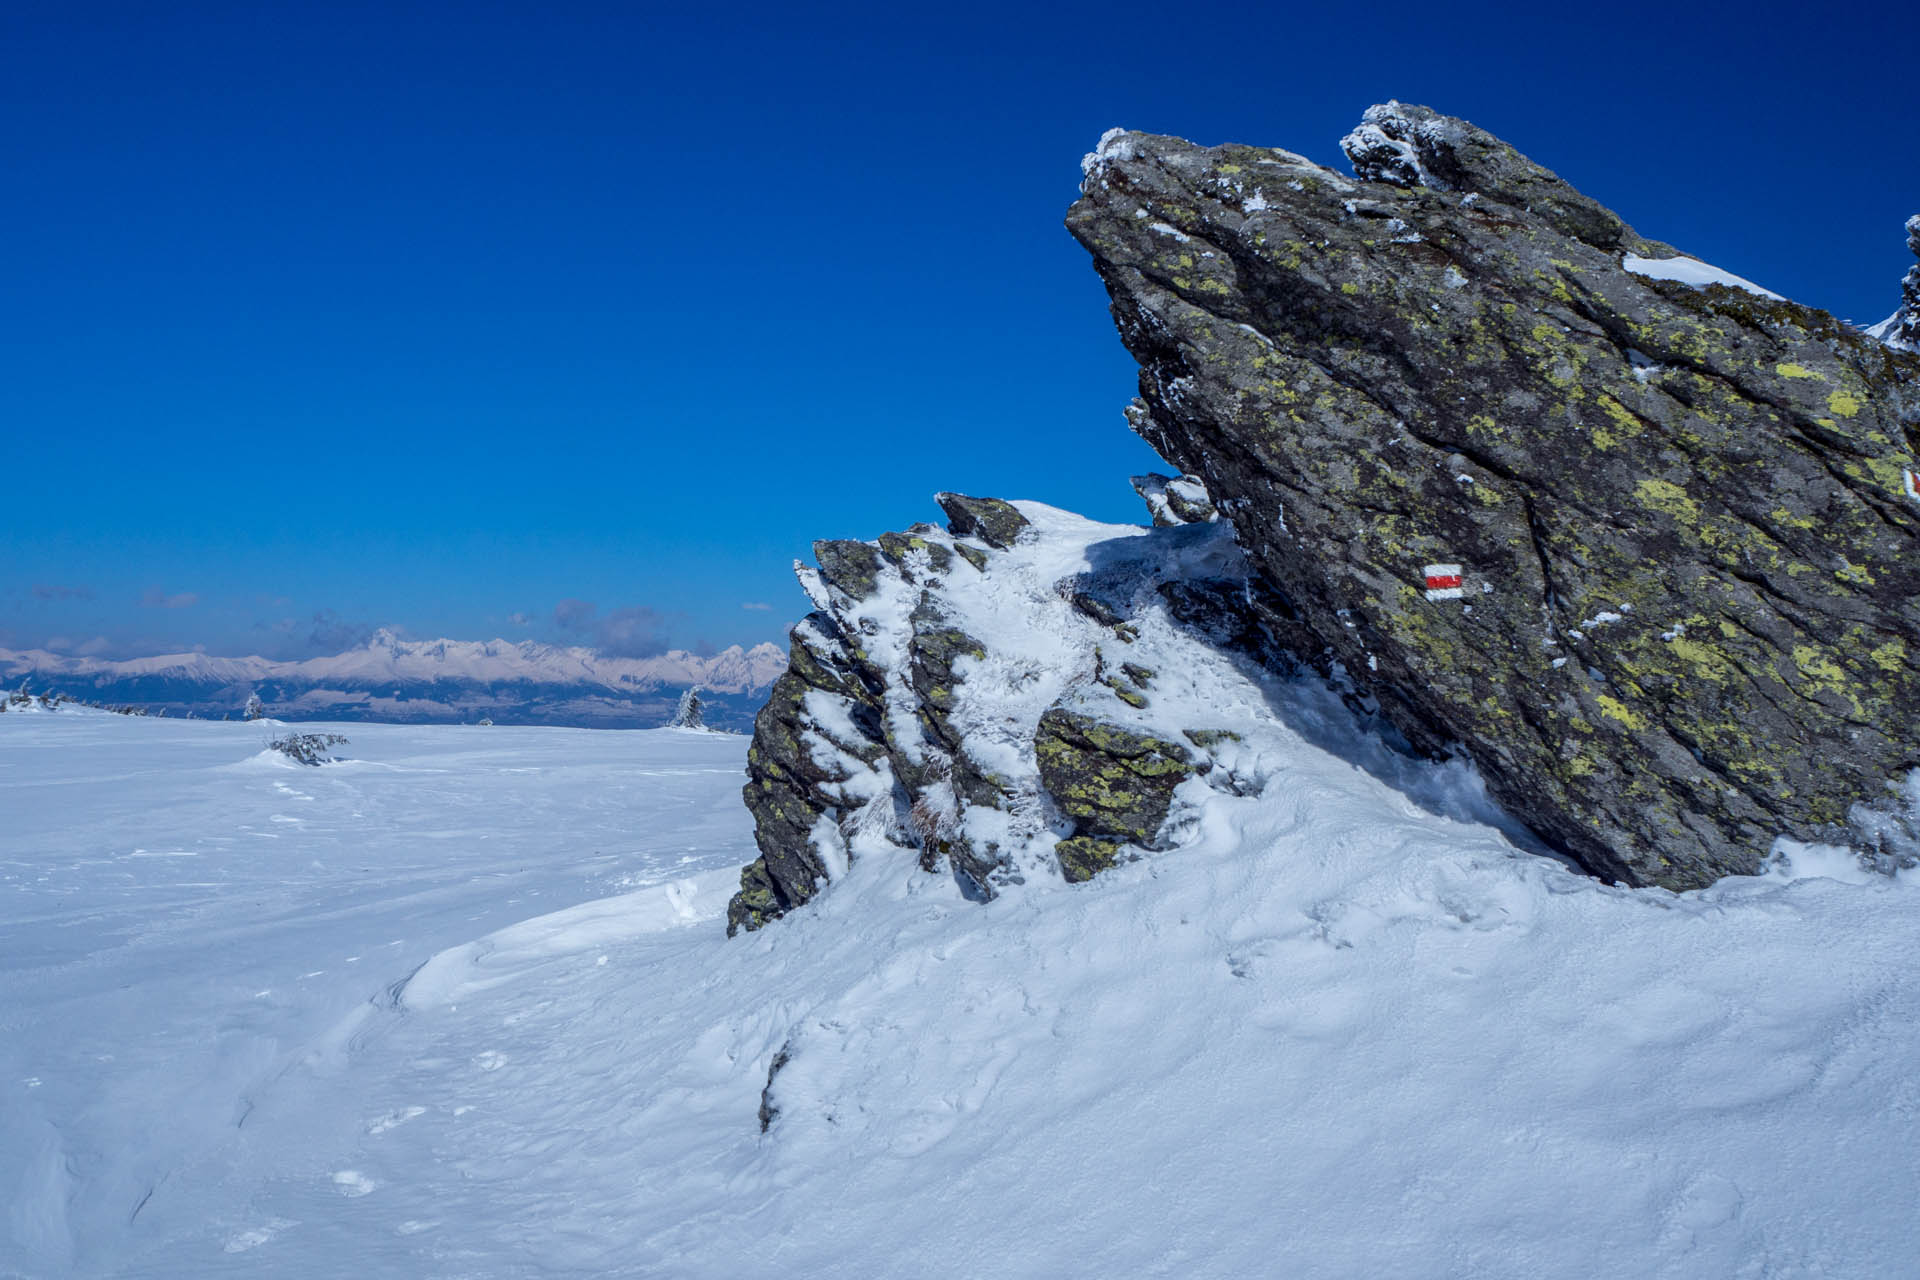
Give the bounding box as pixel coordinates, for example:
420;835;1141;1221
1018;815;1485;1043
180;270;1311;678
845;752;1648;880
0;716;750;1276
5;503;1920;1278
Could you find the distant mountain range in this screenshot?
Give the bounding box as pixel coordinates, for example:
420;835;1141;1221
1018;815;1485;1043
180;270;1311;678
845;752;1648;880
0;629;787;730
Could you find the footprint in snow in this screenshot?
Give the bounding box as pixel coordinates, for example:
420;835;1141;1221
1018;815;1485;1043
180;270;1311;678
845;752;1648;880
332;1170;377;1197
225;1217;297;1252
889;1113;957;1157
1661;1172;1744;1253
472;1050;507;1072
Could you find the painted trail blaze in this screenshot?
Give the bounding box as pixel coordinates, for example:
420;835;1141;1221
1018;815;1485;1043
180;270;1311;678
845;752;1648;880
1424;563;1465;601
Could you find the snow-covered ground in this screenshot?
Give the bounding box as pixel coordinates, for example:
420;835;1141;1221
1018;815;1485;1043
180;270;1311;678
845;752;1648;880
7;575;1920;1275
1;716;748;1276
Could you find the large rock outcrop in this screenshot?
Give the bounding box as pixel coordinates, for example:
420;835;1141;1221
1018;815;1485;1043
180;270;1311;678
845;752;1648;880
1067;103;1920;888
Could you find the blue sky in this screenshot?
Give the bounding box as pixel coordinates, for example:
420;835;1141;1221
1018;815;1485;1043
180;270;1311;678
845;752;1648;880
4;0;1913;660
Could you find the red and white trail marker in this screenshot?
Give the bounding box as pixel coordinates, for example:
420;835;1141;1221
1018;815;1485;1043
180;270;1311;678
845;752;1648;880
1905;469;1920;503
1424;563;1465;601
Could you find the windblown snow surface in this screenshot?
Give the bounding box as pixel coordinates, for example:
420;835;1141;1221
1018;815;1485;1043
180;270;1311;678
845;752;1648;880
6;507;1919;1278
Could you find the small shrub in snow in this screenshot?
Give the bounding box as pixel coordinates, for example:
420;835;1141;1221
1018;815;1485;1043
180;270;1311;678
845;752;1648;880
2;682;59;711
0;684;152;715
905;786;961;873
269;732;349;766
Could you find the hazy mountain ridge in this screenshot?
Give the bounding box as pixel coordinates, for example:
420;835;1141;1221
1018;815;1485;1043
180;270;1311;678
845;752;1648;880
0;628;787;729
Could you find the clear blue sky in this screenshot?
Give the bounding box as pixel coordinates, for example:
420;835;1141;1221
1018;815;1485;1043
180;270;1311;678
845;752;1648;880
4;0;1913;660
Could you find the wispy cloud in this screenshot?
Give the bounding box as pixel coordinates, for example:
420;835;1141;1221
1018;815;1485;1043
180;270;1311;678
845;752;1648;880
306;610;374;652
741;601;773;611
551;599;671;658
506;610;532;626
41;634;113;655
139;588;200;609
33;583;93;601
553;598;597;631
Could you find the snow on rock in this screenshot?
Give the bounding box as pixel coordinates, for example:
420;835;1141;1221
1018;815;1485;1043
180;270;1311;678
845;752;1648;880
1867;213;1920;353
1079;125;1136;178
732;466;1920;936
1623;252;1785;300
1129;469;1220;526
1341;100;1449;188
730;492;1330;932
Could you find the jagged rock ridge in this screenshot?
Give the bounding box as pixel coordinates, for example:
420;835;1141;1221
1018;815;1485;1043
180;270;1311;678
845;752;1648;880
728;492;1295;933
1067;102;1920;888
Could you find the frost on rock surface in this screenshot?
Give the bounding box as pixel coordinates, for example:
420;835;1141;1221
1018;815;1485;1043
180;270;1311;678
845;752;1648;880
1868;214;1920;353
1067;100;1920;891
1339;101;1453;189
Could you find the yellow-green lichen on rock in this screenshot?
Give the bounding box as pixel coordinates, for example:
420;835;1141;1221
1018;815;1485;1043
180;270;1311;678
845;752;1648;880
1035;707;1196;880
1067;99;1920;890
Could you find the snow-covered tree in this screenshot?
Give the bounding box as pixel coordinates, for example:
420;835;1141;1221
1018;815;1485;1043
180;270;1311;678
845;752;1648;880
243;692;265;721
672;687;704;729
